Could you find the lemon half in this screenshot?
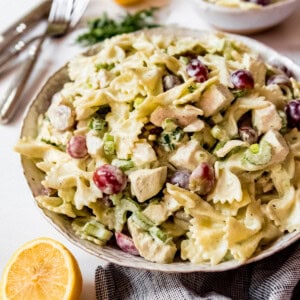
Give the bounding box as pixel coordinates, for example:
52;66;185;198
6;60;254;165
1;237;82;300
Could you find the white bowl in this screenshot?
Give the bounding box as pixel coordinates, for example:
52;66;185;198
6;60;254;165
190;0;299;34
19;27;300;272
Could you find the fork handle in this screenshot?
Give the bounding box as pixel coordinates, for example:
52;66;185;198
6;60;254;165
0;36;45;124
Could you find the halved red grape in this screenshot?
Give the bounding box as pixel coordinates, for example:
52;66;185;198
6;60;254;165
186;58;209;83
163;75;182;91
247;0;271;5
115;232;139;256
93;164;127;195
67;135;88;159
285;99;300;129
267;74;292;88
239;126;258;144
231;70;254;90
170;170;191;189
189;162;215;195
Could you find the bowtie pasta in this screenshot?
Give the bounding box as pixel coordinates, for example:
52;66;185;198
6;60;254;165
15;30;300;265
204;0;281;9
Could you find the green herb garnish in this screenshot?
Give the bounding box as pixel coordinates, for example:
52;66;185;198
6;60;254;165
76;8;160;46
41;138;66;151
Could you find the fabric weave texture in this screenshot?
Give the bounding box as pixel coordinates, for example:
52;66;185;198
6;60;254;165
95;241;300;300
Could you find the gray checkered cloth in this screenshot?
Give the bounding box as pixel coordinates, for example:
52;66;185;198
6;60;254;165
95;241;300;300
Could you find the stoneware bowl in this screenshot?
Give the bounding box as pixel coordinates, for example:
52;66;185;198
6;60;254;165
20;27;300;272
189;0;299;34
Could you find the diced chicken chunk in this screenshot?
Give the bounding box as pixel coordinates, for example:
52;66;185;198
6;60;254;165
48;104;75;131
183;119;205;132
169;139;214;171
197;84;234;117
215;140;247;158
261;130;289;165
128;219;177;263
143;194;181;225
243;54;267;86
129;167;167;202
252;103;282;135
131;142;157;166
150;105;203;127
86;131;104;156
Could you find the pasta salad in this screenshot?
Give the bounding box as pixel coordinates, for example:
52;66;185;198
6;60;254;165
203;0;282;9
15;30;300;265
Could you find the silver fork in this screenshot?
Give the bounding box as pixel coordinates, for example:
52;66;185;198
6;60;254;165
0;0;74;124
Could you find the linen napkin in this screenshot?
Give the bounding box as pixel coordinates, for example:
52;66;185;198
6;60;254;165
95;241;300;300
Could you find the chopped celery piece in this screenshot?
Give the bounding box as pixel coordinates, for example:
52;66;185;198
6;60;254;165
83;222;112;241
162;118;177;131
89;116;107;132
131;211;154;230
103;133;115;156
244;141;272;165
115;198;140;232
211;125;228;141
112;159;135;171
149;226;170;243
72;218;112;242
179;56;189;65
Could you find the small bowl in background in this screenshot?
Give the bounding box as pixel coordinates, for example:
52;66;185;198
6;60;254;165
189;0;299;34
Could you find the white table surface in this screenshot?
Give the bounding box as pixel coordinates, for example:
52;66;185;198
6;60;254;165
0;0;300;299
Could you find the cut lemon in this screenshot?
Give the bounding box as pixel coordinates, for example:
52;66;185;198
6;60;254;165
1;237;82;300
114;0;143;6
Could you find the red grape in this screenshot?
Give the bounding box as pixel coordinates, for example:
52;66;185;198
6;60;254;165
247;0;271;5
186;58;209;83
115;232;139;256
239;126;258;144
285;99;300;129
170;170;191;189
93;164;127;195
189;162;215;195
231;70;254;90
267;74;292;88
67;135;88;159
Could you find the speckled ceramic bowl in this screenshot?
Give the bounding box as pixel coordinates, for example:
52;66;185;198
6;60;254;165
189;0;299;34
20;27;300;272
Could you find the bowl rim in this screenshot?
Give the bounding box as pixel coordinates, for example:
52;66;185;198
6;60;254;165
19;26;300;272
192;0;298;14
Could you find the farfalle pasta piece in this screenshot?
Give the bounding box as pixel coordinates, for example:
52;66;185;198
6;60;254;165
108;70;143;102
181;217;227;265
36;195;76;218
96;45;126;64
14;139;52;159
229;221;282;261
208;167;243;204
265;186;300;232
166;183;224;220
214;188;251;216
131;67;164;96
285;128;300;158
73;176;102;210
42;160;85;189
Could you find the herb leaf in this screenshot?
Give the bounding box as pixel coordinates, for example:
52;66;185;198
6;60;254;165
76;8;160;46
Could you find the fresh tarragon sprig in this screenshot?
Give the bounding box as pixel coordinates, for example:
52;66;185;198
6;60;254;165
76;8;160;46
